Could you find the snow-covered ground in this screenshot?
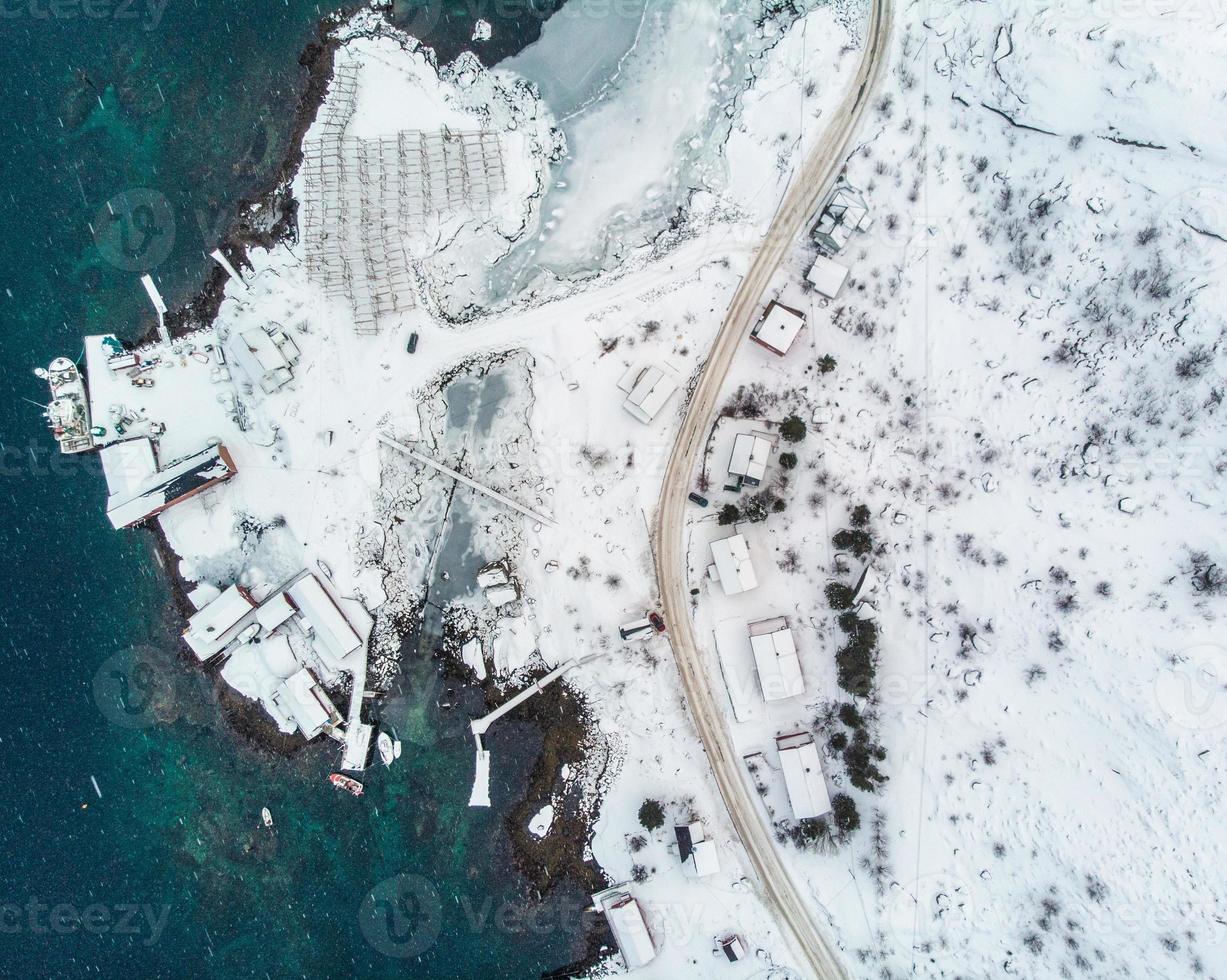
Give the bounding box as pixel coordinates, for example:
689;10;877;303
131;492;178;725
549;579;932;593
65;0;1227;976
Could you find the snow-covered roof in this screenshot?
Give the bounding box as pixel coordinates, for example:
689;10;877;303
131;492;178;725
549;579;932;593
621;366;678;423
286;574;362;663
275;666;337;739
748;616;804;701
485;583;520;607
255;591;297;632
106;443;237;529
806;254;850;299
776;732;831;821
750;300;805;356
476;564;510;589
813;185;870;253
593;887;656;969
676;821;720;877
709;533;758;595
99;438;157;500
183;584;257;660
728;432;772;483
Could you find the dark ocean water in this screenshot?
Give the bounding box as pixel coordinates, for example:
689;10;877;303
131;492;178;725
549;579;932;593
0;2;587;978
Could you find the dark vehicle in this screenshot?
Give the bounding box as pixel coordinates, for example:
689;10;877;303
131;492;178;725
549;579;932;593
687;492;709;507
648;612;666;633
406;332;419;354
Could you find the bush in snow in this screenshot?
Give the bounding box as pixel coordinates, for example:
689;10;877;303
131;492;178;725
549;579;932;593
779;414;807;442
831;793;860;835
825;582;856;610
832;527;873;558
637;799;665;832
779;451;798;470
818;354;836;374
849;503;871;528
717;503;741;526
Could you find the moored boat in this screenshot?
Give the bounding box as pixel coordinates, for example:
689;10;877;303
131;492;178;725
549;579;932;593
377;731;395;767
329;772;364;797
37;358;94;454
261;807;273;828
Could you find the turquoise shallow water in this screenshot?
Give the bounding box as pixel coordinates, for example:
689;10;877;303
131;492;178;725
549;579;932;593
0;3;590;977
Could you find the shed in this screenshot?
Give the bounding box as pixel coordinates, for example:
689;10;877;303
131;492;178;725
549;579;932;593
776;731;831;820
813;185;870;254
106;443;237;529
286;574;362;663
675;821;720;877
727;432;772;488
255;591;297;632
749;301;806;357
183;584;257;661
806;254;850;298
621;366;678;424
708;533;758;595
274;666;340;740
99;438;157;502
592;886;656;970
748;617;804;701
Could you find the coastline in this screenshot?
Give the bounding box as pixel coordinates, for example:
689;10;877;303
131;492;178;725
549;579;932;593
118;7;616;971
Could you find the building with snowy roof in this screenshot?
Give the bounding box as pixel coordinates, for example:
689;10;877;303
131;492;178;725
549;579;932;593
708;532;758;595
272;666;342;740
748;617;804;702
229;326;300;395
727;432;773;489
592;886;656;970
806;254;850;299
749;301;806;357
674;821;720;877
286;574;362;666
183;584;258;661
812;184;871;254
105;442;237;529
775;731;831;821
618;364;678;424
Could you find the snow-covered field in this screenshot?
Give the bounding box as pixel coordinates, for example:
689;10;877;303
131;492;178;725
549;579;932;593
73;0;1227;976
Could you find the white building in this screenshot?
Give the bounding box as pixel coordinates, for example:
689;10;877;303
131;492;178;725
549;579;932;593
806;254;850;299
286;574;362;667
618;364;678;424
228;325;300;395
775;731;831;820
674;821;720;877
104;442;238;529
183;584;258;661
813;184;871;254
273;666;342;739
708;532;758;595
749;300;805;357
748;617;804;702
727;431;773;489
592;886;656;970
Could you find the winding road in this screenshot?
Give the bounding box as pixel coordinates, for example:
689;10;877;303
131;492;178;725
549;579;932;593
651;1;893;976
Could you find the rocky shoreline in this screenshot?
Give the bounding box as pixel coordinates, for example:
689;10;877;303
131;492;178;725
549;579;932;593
125;9;616;975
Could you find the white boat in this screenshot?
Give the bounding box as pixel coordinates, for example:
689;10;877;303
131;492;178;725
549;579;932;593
393;739;402;759
261;807;273;828
39;358;94;454
377;731;395;767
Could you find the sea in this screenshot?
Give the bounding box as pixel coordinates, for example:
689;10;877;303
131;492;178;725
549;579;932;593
0;2;598;978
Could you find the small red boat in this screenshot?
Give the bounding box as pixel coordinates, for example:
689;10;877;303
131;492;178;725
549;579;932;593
329;773;364;797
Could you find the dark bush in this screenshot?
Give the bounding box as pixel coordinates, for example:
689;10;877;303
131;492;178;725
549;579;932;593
832;527;873;558
818;355;836;374
849;504;871;528
638;799;665;831
837;702;863;729
780;414;807;443
779;452;798;470
717;504;740;526
825;582;855;610
831;793;860;835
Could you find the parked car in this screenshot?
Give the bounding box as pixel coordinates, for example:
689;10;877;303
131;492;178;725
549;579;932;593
648;612;666;633
688;492;709;507
406;332;419;354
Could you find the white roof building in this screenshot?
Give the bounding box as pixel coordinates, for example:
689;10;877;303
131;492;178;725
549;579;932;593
708;532;758;595
229;327;298;395
776;731;831;821
183;584;257;661
750;301;806;357
286;574;362;666
618;365;678;424
255;591;297;632
748;617;805;702
105;443;237;529
592;886;656;970
99;438;157;502
273;666;341;740
675;822;720;877
806;254;850;299
813;184;871;254
727;432;773;488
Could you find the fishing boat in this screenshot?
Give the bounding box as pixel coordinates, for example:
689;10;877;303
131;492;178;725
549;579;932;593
36;358;94;454
329;773;364;797
377;731;395;767
261;807;273;828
